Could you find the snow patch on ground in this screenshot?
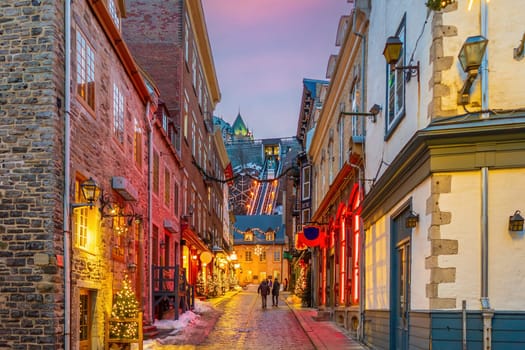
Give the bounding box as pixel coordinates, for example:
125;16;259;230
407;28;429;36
143;299;217;349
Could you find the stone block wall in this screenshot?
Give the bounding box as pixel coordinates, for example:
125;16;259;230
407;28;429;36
0;0;66;348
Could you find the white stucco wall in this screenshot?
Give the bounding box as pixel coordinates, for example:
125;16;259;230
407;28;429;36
365;178;432;310
436;168;525;311
364;0;434;192
441;1;525;112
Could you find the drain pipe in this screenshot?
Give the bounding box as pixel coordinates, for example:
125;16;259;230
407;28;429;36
62;1;72;349
479;1;493;349
147;105;154;323
481;166;493;349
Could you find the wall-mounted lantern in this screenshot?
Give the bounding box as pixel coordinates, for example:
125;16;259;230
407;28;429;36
405;211;419;228
457;35;488;105
383;36;420;82
509;210;524;232
72;177;100;209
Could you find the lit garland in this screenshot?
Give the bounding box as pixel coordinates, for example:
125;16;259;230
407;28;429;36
426;0;455;10
192;159;299;184
109;275;139;340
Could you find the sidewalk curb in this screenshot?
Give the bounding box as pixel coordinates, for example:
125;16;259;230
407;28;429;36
283;293;369;350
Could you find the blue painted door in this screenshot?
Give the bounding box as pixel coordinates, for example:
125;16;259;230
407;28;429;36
391;209;412;350
395;240;410;350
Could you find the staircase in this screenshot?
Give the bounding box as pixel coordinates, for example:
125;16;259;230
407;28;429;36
142;322;159;340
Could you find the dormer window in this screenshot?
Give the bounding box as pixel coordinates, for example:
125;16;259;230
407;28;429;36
244;231;253;241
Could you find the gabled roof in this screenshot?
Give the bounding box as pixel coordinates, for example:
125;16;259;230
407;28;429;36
233;215;285;245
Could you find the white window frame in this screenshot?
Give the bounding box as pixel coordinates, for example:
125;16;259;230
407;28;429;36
108;0;120;29
302;166;311;200
76;31;95;109
113;83;124;144
386;15;406;134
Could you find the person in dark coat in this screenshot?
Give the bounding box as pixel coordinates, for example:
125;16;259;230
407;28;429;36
257;279;270;308
272;278;280;306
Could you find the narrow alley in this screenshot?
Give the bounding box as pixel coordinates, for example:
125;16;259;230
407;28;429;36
148;284;366;350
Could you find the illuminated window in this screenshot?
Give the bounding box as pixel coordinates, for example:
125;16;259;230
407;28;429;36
244;232;253;241
265;231;275;241
112;209;127;261
245;251;252;261
113;83;124;143
259;251;266;262
76;32;95;109
73;178;98;252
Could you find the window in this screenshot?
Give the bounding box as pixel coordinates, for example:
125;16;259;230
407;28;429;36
164;168;170;206
184;17;189;63
153;152;159;194
192;47;197;88
191;115;196;157
183;92;189;139
108;0;120;29
386;15;406;134
302;208;311;226
73;178;97;252
338;113;345;168
76;31;95;109
259;251;266;262
162;110;168;133
112;208;127;261
274;250;281;262
265;231;275;241
113;84;124;144
244;232;253;241
134;118;142;168
173;183;179;216
245;251;252;262
74;182;88;249
302;166;311;200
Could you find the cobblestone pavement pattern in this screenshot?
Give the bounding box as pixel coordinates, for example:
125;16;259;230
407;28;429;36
198;286;315;350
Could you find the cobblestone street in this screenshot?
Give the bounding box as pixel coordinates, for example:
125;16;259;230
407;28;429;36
199;286;314;350
147;284;365;350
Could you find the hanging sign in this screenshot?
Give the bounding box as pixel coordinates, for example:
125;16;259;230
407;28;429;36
303;226;320;240
200;251;212;264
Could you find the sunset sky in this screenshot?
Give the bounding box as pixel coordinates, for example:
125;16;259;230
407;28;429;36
203;0;352;139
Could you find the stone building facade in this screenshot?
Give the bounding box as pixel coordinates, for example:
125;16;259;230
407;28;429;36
122;0;226;297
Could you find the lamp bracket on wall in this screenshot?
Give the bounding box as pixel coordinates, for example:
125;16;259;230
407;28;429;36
340;104;382;123
392;60;420;83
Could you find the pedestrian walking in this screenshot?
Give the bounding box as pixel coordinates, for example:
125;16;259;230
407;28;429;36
267;276;272;289
257;279;270;309
272;278;280;306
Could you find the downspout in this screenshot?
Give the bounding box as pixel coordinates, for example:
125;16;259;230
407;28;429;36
480;0;489;119
481;166;493;350
349;162;364;342
352;4;367;342
147;105;154;323
63;1;72;349
139;102;150;320
480;2;493;350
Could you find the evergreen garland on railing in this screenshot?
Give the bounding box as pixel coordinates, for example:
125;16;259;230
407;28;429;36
426;0;455;11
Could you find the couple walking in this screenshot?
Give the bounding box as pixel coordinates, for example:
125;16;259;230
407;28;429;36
257;277;280;308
